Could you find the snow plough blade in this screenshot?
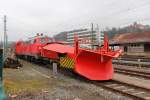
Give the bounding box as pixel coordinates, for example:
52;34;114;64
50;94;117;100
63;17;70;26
74;50;114;80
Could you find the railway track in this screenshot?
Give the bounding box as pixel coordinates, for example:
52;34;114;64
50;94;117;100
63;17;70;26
94;80;150;100
113;57;150;67
113;60;150;68
114;68;150;79
60;68;150;100
115;57;150;62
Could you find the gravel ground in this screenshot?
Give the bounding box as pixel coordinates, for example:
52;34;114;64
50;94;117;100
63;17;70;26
4;60;132;100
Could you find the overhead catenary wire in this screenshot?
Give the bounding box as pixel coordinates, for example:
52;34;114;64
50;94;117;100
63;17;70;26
54;1;150;33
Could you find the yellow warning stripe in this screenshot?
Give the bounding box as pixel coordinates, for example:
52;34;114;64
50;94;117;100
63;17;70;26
61;57;68;65
61;58;67;65
66;58;72;68
59;57;75;69
61;57;69;68
69;59;74;68
67;59;72;68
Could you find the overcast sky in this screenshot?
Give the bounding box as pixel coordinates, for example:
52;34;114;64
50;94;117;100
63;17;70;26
0;0;150;41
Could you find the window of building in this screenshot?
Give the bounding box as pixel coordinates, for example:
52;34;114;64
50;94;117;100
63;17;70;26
130;44;140;47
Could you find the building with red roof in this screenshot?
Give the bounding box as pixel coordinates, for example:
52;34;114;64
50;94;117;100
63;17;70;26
110;32;150;56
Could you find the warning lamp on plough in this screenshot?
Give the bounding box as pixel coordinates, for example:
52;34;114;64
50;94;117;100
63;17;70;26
42;33;122;80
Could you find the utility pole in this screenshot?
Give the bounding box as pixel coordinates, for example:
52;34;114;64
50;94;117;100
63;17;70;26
3;15;7;60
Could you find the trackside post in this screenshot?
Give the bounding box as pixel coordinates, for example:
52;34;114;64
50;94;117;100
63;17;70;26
52;61;58;78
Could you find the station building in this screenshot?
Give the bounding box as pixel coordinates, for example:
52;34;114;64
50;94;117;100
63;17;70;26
110;32;150;56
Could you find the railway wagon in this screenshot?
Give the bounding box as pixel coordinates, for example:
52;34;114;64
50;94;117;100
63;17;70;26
15;34;122;80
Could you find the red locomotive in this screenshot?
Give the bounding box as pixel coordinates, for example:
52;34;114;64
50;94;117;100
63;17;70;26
15;33;122;80
16;34;53;60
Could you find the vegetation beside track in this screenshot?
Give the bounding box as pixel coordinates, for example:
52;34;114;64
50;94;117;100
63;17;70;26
3;61;65;95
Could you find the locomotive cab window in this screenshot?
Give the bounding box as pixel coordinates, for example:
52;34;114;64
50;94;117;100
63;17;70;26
40;38;46;44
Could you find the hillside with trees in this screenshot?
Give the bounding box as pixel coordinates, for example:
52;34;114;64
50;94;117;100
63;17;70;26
104;22;150;39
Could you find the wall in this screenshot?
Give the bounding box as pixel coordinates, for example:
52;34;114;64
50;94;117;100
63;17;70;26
127;44;144;53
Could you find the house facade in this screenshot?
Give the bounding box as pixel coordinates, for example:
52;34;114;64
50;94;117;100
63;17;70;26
110;32;150;56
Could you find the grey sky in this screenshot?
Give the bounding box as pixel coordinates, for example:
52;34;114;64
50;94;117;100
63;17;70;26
0;0;150;41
